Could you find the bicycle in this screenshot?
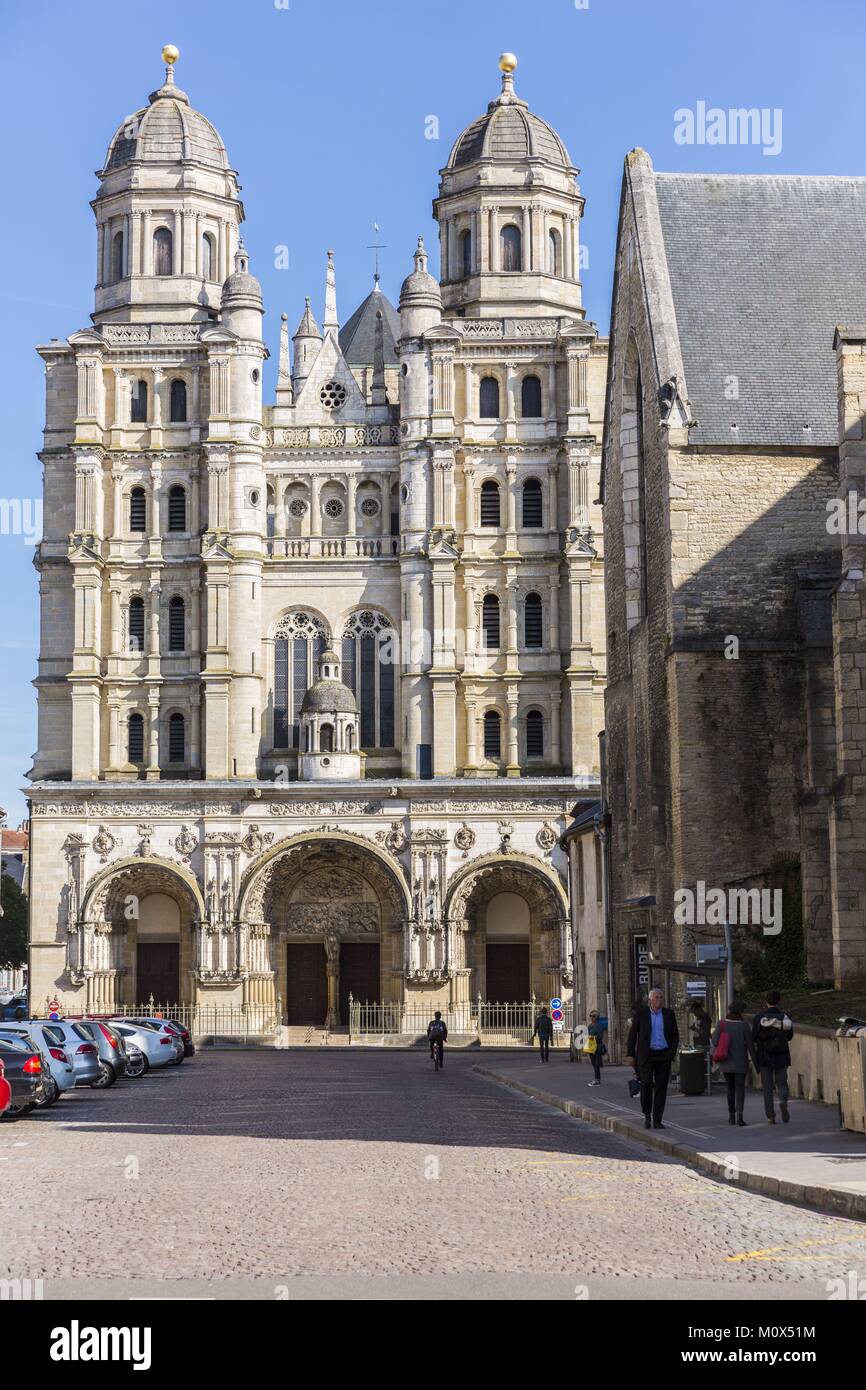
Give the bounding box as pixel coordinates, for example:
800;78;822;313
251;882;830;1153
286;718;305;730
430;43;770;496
430;1038;444;1071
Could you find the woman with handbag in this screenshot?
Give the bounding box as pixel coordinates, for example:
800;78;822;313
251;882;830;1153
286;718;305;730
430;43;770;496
711;1001;759;1126
585;1010;606;1086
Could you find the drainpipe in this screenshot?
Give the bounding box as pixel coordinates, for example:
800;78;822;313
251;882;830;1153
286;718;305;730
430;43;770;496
595;730;617;1061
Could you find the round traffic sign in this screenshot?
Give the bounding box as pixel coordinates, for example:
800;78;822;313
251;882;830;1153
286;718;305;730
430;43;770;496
550;997;562;1010
551;1008;564;1022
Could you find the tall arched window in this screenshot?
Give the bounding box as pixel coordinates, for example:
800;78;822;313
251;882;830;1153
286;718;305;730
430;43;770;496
460;228;472;277
320;723;334;753
153;227;173;276
167;484;186;532
500;224;522;272
201;232;215;281
526;709;545;759
168;712;185;763
130;379;148;424
273;611;328;750
521;375;542;418
548;228;561;276
111;230;124;283
168;596;185;652
524;592;543;648
127;712;144;764
128;596;145;652
129;486;146;532
341;610;396;749
482;593;500;649
479;377;500;419
480;479;501;527
483;710;502;760
169;379;187;423
522;477;543;527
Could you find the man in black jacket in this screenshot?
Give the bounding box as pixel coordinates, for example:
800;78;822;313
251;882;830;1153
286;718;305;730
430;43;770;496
751;989;793;1124
626;988;680;1129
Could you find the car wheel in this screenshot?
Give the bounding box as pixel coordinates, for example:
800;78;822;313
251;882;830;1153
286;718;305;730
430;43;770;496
35;1077;60;1108
2;1102;35;1119
125;1054;148;1078
90;1061;116;1089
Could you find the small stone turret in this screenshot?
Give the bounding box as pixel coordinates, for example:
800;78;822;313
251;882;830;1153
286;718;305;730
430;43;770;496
299;648;361;781
292;297;322;394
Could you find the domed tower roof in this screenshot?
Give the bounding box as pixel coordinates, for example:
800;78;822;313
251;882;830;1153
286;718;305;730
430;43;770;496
300;648;358;715
222;242;261;302
399;237;441;309
101;59;231;176
446;54;574;173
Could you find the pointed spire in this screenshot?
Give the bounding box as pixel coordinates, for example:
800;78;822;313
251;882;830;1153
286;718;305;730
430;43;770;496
323;249;339;334
371;309;387;406
294;296;321;340
414;235;428;275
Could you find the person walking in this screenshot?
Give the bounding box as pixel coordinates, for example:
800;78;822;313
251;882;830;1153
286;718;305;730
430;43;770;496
533;1006;553;1063
711;1001;758;1126
752;989;794;1124
586;1010;606;1086
626;987;680;1129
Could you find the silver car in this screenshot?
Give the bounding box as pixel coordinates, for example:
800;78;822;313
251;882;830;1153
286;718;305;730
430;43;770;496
19;1020;101;1087
70;1019;128;1087
122;1018;185;1065
0;1024;74;1106
109;1021;177;1072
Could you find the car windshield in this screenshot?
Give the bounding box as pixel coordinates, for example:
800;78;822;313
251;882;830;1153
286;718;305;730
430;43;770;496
41;1026;67;1046
71;1023;95;1041
0;1033;34;1052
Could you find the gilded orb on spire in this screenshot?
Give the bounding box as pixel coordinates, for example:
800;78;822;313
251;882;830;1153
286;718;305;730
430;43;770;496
161;44;180;66
498;52;517;73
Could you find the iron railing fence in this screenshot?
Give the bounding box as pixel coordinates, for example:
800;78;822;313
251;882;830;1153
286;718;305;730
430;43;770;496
348;997;574;1046
102;1000;280;1041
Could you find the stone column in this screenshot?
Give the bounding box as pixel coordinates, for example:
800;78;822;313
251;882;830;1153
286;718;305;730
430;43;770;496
462;361;474;425
112;466;124;534
324;937;340;1029
464;692;479;771
505;459;518;552
109;587;121;654
173;210;183;274
505;684;520;775
107;700;121;770
130;211;142;277
146;691;160;780
142;210;153;276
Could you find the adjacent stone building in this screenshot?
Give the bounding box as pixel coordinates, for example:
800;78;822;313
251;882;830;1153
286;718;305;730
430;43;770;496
27;51;607;1029
601;149;866;1032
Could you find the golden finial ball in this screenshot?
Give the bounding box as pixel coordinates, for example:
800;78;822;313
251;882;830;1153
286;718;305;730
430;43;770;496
498;52;517;73
162;44;180;66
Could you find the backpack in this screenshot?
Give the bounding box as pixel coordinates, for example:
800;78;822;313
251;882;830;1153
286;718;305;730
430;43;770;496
712;1021;731;1063
758;1015;789;1057
429;1020;445;1041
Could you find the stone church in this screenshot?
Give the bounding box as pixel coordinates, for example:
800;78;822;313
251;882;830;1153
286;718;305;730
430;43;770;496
601;148;866;1037
27;50;607;1030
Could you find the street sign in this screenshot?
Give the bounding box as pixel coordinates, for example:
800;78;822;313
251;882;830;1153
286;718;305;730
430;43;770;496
686;980;707;997
551;1007;564;1022
550;997;562;1010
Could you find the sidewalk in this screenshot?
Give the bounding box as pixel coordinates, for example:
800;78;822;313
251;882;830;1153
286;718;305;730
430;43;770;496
475;1056;866;1221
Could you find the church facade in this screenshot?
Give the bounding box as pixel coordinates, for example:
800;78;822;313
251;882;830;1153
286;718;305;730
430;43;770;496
27;51;606;1030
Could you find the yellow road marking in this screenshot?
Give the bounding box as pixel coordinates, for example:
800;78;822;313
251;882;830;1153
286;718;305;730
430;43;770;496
727;1234;866;1262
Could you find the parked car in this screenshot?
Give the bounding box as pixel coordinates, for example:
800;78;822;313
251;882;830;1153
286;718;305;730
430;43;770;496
0;1023;75;1105
70;1019;128;1087
108;1021;178;1072
12;1019;100;1087
0;1035;46;1117
0;1059;10;1115
165;1020;195;1059
1;994;27;1022
122;1018;185;1064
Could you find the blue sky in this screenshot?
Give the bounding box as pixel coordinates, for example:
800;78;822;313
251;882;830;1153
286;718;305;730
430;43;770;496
0;0;861;824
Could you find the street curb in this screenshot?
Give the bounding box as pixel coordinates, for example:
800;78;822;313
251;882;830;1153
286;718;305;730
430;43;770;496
473;1065;866;1224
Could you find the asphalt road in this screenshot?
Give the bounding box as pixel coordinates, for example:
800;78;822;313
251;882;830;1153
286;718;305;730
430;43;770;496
3;1049;866;1300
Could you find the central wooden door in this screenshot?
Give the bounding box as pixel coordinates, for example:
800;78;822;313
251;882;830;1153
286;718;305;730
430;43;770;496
339;942;380;1023
136;943;180;1004
485;943;530;1003
286;943;328;1025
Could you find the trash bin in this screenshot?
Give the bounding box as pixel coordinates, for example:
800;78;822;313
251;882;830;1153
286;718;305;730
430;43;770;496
679;1047;707;1096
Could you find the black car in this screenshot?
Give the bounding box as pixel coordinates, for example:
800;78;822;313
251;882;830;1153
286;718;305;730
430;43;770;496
0;1035;47;1118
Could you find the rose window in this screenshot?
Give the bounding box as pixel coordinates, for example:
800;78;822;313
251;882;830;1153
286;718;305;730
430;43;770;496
320;380;347;410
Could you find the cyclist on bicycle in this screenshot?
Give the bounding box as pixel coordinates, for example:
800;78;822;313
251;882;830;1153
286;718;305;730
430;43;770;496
427;1011;448;1068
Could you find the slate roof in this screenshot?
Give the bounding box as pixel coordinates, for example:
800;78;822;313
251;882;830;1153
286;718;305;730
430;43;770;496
652;173;866;446
339;284;400;365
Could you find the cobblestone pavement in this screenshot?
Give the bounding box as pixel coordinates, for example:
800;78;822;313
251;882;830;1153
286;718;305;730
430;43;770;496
3;1051;866;1299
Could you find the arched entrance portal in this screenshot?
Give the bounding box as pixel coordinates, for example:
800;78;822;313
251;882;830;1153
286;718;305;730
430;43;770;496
77;859;203;1011
446;856;569;1005
241;835;407;1028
